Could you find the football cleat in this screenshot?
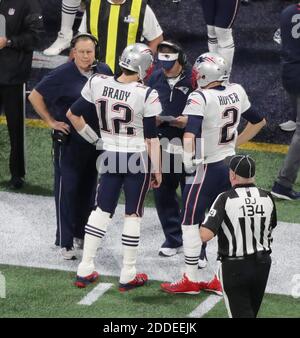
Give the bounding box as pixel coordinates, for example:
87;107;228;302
159;246;183;257
74;271;99;288
203;275;223;296
119;273;148;292
61;247;76;260
43;31;73;56
8;176;24;190
279;120;296;132
271;182;300;200
160;274;206;294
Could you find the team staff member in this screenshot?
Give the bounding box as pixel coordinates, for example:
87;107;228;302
29;33;112;260
201;0;240;79
0;0;43;189
147;40;195;257
200;155;277;318
271;1;300;200
78;0;163;73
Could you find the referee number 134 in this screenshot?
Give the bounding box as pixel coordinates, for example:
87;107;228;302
240;198;265;217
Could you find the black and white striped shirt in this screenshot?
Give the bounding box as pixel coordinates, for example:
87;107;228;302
202;184;277;258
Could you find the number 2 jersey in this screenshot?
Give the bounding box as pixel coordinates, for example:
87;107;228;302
183;83;251;164
81;74;162;152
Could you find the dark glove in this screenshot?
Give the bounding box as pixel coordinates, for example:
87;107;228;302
51;130;69;144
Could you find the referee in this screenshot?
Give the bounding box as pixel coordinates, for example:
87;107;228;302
200;155;277;318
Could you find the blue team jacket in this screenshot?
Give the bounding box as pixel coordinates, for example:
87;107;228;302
147;65;195;140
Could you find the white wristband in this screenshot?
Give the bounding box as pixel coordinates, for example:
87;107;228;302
183;151;202;173
78;124;99;145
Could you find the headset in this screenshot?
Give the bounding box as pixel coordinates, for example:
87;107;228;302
70;32;99;49
157;40;187;66
70;32;100;61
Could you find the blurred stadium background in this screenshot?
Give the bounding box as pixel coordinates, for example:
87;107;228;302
30;0;292;144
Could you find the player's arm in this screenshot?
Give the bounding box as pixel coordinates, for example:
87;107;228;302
144;88;163;188
183;116;203;173
144;118;161;189
143;116;161;189
66;97;100;146
236;108;266;147
29;89;70;134
182;91;205;172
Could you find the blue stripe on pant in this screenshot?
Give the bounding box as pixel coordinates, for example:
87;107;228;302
54;138;99;247
96;151;151;217
154;153;185;248
181;160;231;226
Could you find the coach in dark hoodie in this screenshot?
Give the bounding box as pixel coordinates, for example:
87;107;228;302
0;0;43;188
147;40;196;257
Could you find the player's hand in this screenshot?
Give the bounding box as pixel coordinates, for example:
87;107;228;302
50;120;70;134
95;138;103;150
156;116;163;127
0;37;8;49
150;172;162;189
169;116;188;129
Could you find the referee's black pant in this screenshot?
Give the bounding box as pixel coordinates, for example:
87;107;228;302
220;252;272;318
0;84;25;179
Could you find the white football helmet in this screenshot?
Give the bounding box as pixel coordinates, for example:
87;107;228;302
193;52;228;88
119;43;153;79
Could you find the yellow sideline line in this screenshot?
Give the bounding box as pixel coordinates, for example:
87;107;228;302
0;116;289;154
238;142;288;154
0;115;49;129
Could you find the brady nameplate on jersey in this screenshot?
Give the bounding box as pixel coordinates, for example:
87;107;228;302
102;86;131;102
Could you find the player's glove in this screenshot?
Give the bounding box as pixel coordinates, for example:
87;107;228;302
95;138;103;150
51;130;69;144
183;151;202;174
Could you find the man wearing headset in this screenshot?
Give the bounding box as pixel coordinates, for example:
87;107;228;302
29;33;112;260
147;41;196;257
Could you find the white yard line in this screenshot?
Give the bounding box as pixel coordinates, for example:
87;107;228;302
188;295;223;318
78;283;113;306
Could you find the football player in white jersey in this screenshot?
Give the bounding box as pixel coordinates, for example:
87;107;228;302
66;43;162;291
161;52;266;294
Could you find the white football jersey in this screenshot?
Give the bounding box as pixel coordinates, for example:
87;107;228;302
183;83;251;164
81;74;162;152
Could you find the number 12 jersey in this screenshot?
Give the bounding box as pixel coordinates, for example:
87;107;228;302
81;74;162;152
